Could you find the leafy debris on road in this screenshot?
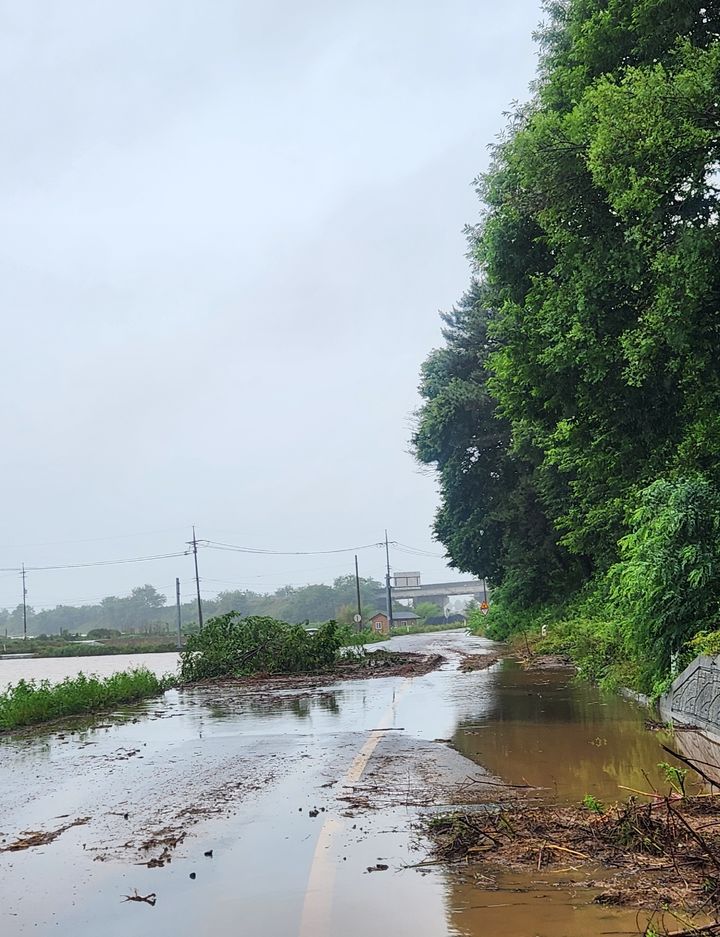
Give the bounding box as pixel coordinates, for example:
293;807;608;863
458;653;502;672
0;817;90;852
426;792;720;922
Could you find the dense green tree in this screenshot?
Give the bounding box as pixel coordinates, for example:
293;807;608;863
414;602;443;622
414;0;720;686
413;280;584;604
9;604;35;633
612;476;720;685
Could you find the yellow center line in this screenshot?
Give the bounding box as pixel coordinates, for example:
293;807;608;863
298;677;414;937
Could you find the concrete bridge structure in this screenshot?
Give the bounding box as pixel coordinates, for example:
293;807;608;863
389;572;488;610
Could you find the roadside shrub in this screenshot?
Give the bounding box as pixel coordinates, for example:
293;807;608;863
610;476;720;690
537;612;622;685
179;614;344;682
686;629;720;659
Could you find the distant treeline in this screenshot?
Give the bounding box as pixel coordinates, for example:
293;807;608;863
0;577;386;637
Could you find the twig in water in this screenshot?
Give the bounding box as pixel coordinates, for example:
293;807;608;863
661;745;720;791
122;890;156;907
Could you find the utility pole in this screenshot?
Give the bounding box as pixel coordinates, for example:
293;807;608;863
354;554;362;632
189;526;204;629
21;564;27;641
176;577;182;649
384;530;394;632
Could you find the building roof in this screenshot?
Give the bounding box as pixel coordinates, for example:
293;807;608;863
372;609;420;621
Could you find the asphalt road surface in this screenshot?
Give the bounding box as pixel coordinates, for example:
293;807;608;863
0;630;664;937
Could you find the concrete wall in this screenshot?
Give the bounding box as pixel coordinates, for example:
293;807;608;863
660;654;720;739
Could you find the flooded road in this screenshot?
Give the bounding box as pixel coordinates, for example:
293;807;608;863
0;631;700;936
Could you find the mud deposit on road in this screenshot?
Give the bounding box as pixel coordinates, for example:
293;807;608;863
186;648;445;704
1;631;713;937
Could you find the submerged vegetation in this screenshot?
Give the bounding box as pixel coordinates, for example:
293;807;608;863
0;668;175;730
414;0;720;693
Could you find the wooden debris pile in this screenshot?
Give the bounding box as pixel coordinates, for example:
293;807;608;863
427;795;720;925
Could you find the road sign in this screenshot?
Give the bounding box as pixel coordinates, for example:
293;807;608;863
353;613;362;624
480;601;489;616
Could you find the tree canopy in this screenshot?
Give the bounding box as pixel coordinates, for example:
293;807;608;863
414;0;720;689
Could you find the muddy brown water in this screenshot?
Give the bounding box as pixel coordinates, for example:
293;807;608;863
0;651;179;688
0;631;713;937
452;660;679;804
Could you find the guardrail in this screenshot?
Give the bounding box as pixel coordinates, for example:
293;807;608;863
660;654;720;737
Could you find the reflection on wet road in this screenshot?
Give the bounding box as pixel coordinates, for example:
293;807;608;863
0;630;701;936
452;661;679;803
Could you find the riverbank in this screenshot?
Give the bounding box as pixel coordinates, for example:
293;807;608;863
0;669;175;731
1;636;181;659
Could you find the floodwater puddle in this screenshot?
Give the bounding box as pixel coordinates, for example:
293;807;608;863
452;660;681;803
443;869;652;937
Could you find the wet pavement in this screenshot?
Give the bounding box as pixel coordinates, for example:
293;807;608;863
0;630;706;936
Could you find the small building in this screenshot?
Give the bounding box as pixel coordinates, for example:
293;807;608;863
370;612;391;635
369;609;421;634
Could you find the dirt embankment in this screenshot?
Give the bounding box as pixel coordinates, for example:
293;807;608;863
187;650;445;694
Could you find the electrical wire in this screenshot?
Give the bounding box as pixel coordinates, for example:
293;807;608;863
393;542;446;558
24;551;189;572
22;584;180;607
202;540;386;557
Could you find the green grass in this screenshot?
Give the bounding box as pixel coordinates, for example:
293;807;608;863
0;668;175;730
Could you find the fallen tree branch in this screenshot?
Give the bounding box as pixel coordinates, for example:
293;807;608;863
661;745;720;790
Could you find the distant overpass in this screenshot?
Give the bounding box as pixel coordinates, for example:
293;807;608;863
387;573;488;609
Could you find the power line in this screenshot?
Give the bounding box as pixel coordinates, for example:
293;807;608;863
203;540;386;556
23;551;189;572
393;542;446;558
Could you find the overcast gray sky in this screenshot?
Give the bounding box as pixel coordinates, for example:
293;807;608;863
0;0;543;611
